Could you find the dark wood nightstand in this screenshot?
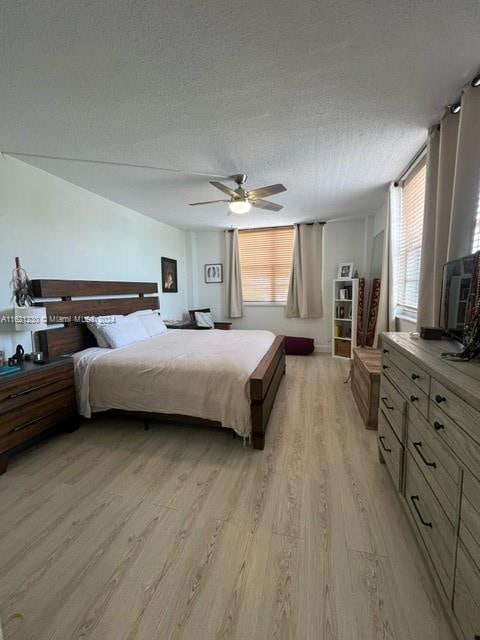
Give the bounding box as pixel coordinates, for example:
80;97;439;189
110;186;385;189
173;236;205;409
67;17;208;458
212;322;232;330
0;359;78;474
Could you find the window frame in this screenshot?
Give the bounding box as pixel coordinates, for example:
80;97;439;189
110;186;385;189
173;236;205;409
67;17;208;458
238;226;295;306
394;155;427;319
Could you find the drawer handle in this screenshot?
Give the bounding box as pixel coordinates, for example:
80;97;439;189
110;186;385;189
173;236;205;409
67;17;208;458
382;364;389;370
413;442;437;468
410;395;419;403
433;421;444;431
381;397;394;411
6;379;56;399
410;495;433;528
435;394;446;404
383;349;389;354
379;436;392;453
411;373;420;380
10;409;63;433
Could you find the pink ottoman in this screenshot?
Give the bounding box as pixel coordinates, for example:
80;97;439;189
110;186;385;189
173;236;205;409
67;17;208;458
285;336;315;355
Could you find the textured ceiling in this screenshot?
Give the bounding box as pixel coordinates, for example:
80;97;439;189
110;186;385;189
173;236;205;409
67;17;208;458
1;0;479;230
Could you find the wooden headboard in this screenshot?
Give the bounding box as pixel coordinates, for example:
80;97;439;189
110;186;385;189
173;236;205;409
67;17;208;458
31;279;159;358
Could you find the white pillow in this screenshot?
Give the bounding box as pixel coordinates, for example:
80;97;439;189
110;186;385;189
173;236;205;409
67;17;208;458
194;311;214;328
86;315;124;348
100;316;150;349
127;310;167;337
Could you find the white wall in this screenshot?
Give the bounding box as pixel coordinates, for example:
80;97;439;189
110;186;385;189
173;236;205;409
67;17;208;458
189;218;375;350
0;156;188;355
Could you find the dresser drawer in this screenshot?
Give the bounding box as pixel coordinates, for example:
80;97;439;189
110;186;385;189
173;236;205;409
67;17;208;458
459;471;480;570
382;344;430;395
378;410;403;491
405;454;455;595
383;353;429;418
379;375;406;443
0;363;73;414
429;402;480;482
453;542;480;640
407;407;458;525
0;388;76;451
430;378;480;448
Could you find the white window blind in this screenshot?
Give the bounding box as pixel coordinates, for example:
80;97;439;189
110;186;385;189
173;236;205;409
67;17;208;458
238;227;295;303
397;159;427;310
472;189;480;253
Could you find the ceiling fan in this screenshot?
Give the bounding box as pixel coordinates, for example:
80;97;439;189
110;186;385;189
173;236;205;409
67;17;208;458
189;174;286;214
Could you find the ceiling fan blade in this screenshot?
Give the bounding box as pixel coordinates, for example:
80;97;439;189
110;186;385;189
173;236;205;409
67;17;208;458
247;183;286;199
210;181;238;198
252;199;283;212
189;199;229;206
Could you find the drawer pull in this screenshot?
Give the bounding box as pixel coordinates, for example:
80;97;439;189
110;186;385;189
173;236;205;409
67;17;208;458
433;421;444;431
410;495;433;528
413;441;437;468
11;409;63;433
6;380;56;400
410;395;419;402
382;364;389;370
381;397;394;410
379;436;392;453
411;373;419;380
383;349;389;354
435;394;446;404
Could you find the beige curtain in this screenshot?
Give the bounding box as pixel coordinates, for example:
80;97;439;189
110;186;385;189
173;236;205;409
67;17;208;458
224;229;243;318
374;184;399;346
417;114;459;327
448;84;480;260
285;222;323;318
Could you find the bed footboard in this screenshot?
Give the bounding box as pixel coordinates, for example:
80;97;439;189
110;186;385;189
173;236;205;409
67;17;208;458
250;336;286;449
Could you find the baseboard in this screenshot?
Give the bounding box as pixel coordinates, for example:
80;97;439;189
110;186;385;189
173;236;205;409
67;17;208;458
314;344;331;353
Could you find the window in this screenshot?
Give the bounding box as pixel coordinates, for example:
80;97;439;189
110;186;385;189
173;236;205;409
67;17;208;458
238;227;295;303
396;159;427;312
472;189;480;253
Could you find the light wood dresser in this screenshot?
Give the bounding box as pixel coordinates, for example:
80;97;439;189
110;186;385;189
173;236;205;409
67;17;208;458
378;333;480;640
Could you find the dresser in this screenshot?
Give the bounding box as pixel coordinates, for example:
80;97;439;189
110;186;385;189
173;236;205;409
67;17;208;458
378;333;480;640
0;359;78;474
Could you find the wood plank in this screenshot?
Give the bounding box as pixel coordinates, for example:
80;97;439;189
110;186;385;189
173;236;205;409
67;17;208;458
31;279;158;298
250;335;285;401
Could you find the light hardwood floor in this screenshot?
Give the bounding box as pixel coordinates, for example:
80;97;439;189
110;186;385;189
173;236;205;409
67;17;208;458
0;355;456;640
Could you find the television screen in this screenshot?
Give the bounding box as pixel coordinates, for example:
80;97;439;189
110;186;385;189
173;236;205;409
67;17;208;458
440;254;474;343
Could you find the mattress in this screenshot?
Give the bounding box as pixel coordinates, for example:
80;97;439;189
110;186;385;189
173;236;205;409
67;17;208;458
73;328;276;438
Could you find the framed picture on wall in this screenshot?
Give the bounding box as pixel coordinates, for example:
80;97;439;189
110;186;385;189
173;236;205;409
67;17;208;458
161;257;178;292
205;263;223;283
337;262;354;280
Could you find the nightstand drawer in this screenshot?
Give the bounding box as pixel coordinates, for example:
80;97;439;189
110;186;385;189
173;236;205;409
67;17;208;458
0;363;73;414
0;388;76;448
405;455;454;595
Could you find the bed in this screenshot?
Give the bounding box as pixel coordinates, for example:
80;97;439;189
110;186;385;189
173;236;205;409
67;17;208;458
32;279;285;449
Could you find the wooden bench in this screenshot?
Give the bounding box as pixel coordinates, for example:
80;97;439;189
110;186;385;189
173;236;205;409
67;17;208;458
351;347;382;429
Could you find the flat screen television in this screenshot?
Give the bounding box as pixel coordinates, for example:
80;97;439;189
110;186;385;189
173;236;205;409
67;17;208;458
440;253;474;344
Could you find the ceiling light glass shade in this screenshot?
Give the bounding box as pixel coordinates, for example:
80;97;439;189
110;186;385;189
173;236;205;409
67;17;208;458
229;199;251;214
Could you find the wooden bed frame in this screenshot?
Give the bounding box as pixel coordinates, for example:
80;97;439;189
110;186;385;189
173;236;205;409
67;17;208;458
31;279;285;449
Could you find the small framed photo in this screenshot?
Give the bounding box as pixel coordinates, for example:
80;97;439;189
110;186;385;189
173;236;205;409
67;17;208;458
161;257;178;293
205;263;223;284
337;262;353;280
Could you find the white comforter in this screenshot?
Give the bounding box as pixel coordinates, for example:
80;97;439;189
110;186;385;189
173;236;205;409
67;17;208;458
73;329;276;438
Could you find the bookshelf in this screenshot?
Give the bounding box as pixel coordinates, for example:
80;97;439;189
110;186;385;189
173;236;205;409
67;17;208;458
332;278;359;359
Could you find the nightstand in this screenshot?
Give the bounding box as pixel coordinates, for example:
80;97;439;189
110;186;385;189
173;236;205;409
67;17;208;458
212;322;232;330
0;359;78;474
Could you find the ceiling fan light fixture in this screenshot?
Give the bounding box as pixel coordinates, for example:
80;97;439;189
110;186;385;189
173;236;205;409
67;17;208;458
229;199;251;214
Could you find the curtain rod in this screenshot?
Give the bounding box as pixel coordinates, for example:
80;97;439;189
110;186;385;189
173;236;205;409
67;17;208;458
228;221;326;232
395;69;480;185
